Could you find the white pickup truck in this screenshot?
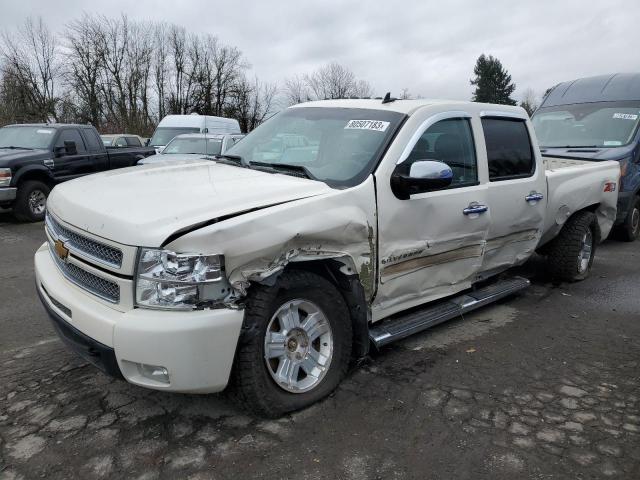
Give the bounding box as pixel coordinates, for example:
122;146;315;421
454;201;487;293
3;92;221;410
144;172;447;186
35;99;619;417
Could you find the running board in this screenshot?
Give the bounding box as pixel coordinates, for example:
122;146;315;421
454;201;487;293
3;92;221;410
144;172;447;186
369;276;530;348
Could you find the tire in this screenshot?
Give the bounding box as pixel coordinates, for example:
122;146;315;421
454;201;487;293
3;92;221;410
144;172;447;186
13;180;50;223
620;197;640;242
232;269;352;417
544;211;598;282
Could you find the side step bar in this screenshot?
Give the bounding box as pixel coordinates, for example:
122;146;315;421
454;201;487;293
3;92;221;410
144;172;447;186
369;276;530;348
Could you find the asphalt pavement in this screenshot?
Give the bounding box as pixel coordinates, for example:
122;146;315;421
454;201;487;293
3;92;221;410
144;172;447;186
1;214;639;479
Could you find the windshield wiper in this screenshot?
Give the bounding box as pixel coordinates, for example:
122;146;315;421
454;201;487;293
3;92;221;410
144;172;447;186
0;146;32;150
248;161;314;180
211;154;248;167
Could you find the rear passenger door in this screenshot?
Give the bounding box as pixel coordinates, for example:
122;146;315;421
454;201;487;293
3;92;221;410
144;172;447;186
479;114;546;277
81;128;108;172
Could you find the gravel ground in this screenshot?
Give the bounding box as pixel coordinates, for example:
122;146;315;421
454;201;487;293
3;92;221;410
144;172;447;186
1;215;639;479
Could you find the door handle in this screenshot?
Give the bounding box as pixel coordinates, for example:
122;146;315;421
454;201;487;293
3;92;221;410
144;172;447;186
463;203;488;215
525;192;544;203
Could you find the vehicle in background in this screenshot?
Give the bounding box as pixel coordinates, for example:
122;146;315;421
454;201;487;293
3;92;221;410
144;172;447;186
101;134;146;148
137;133;245;165
0;124;155;222
36;99;619;417
532;73;640;241
147;114;241;153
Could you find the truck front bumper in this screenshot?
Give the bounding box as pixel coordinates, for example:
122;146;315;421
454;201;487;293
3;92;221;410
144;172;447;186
0;187;17;202
35;244;245;393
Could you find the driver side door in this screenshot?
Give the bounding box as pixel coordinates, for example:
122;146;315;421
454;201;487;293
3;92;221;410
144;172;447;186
51;128;91;181
373;112;491;319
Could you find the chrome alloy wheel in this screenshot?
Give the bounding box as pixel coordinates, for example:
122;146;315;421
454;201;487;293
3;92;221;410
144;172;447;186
578;229;593;274
28;190;47;215
264;299;333;393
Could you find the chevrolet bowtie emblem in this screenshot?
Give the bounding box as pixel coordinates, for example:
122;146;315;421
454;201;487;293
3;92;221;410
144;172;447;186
54;239;69;261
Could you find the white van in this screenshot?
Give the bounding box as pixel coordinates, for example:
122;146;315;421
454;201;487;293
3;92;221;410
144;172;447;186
148;114;241;152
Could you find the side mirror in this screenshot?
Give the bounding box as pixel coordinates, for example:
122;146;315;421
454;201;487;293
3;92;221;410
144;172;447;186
391;160;453;200
63;141;77;156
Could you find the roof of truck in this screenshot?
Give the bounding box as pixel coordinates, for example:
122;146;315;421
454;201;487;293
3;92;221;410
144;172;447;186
290;98;526;116
541;73;640;107
4;123;94;129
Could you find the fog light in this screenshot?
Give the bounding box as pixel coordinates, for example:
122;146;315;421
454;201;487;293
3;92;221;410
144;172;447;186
136;363;170;384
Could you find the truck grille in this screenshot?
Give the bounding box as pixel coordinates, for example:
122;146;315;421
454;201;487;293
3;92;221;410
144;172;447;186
46;214;123;268
49;246;120;303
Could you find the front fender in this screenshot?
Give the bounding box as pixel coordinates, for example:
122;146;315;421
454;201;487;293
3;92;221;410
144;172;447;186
165;177;378;302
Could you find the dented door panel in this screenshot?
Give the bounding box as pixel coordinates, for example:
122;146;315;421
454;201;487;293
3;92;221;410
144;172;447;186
372;108;491;321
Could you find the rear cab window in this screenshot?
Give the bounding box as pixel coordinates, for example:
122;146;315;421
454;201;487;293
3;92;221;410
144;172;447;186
126;136;142;147
481;118;535;181
82;128;103;152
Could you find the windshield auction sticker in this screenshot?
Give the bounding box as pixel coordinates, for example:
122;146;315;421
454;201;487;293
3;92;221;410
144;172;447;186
612;113;638;120
345;120;390;132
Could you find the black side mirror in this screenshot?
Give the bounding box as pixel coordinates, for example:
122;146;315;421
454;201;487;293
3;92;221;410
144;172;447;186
391;160;453;200
63;141;77;156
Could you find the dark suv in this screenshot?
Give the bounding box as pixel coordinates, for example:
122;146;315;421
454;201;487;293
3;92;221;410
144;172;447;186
532;73;640;241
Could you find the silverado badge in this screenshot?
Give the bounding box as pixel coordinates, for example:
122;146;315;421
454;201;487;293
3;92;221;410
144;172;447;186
54;239;69;261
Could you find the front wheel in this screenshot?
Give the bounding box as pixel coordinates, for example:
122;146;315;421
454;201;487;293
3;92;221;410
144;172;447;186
232;270;352;417
13;180;50;222
544;211;598;282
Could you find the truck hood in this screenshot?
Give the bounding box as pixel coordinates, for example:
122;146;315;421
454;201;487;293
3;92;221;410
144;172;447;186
0;148;49;167
540;145;634;161
47;161;333;247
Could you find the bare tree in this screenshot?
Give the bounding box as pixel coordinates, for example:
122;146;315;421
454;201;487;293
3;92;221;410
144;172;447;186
305;61;355;99
230;75;277;132
0;16;60;122
399;88;412;100
352;79;374;98
282;75;310;106
519;88;538;116
65;14;106;127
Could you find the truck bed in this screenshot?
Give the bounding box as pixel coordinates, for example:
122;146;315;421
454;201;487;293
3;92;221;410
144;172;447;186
540;155;620;245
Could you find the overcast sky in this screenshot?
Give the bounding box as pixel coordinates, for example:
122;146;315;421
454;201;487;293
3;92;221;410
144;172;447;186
2;0;638;103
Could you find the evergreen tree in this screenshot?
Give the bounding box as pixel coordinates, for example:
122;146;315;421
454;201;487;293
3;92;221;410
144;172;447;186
470;54;516;105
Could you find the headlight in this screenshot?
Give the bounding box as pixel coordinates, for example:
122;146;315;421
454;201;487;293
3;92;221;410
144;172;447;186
135;248;230;310
0;168;11;187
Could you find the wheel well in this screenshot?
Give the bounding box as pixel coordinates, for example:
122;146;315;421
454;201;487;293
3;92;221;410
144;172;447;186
278;260;370;359
17;170;54;189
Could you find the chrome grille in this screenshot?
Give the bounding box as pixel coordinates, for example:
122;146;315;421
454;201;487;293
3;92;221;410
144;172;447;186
49;246;120;303
46;214;123;268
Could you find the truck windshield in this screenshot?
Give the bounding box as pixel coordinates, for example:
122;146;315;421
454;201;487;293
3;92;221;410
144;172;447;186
149;127;200;147
163;137;223;155
533;101;640;148
0;126;55;149
225;107;405;187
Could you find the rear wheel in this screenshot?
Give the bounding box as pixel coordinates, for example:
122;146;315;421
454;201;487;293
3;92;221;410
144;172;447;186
232;270;352;417
13;180;50;222
544;211;598;282
620;197;640;242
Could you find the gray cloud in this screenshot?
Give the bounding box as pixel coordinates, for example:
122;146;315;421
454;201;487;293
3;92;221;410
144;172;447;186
1;0;637;103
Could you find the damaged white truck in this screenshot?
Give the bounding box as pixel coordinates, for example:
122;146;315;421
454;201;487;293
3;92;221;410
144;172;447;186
35;99;620;417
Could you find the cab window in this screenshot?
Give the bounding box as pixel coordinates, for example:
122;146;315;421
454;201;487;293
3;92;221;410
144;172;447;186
482;118;535;181
401;118;478;188
55;129;87;153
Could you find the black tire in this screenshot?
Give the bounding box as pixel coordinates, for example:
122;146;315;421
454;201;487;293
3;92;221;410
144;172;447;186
13;180;50;222
232;269;352;418
620;197;640;242
544;211;598;282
